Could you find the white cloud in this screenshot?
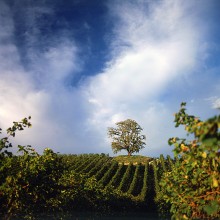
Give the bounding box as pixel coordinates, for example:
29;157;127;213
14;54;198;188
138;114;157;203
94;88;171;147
86;0;202;153
28;40;80;90
213;99;220;109
0;1;86;154
206;97;220;110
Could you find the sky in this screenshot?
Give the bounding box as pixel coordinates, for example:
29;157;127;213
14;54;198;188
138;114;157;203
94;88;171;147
0;0;220;157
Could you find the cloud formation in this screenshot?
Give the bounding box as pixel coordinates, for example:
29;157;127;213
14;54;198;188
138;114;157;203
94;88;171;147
88;0;200;109
0;1;84;153
86;0;218;155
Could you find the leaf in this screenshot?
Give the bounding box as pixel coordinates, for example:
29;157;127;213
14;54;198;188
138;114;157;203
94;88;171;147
203;201;219;215
202;152;207;158
212;177;218;188
202;138;217;146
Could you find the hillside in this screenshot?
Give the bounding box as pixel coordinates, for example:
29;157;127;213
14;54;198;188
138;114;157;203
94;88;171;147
60;153;174;211
112;155;153;165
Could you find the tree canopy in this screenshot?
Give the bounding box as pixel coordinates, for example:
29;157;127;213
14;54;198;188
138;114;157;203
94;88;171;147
107;119;146;156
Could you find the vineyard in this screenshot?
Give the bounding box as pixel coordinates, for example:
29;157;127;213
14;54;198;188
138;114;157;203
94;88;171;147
60;153;173;210
0;150;173;219
1;104;219;219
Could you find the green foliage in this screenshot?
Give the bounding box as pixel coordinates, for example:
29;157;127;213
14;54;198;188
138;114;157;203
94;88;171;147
140;163;148;201
95;160;112;181
128;163;141;195
108;119;146;156
0;116;31;158
0;146;66;218
81;155;104;173
58;171;116;211
158;103;220;219
87;155;111;177
0;119;116;218
107;163;126;188
166;155;174;170
152;160;160;197
99;161;118;186
0;117;174;218
118;163;134;193
159;154;167;172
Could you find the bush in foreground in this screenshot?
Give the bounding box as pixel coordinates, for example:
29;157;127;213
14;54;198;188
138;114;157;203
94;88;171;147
157;103;220;219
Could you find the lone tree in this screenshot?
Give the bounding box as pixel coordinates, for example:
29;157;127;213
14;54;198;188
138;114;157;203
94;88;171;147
107;119;146;156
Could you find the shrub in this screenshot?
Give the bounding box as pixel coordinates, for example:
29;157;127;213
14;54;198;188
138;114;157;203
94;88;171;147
158;103;220;219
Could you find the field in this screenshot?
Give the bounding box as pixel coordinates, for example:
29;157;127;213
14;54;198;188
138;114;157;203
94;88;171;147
60;153;174;211
1;105;219;219
0;152;173;219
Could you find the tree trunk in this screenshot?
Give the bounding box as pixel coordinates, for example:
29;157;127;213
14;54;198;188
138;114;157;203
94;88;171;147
128;152;131;156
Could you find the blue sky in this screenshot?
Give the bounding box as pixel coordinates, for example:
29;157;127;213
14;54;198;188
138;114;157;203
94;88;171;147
0;0;220;157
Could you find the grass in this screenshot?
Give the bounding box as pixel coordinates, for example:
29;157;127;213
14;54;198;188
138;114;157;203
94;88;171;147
112;155;152;165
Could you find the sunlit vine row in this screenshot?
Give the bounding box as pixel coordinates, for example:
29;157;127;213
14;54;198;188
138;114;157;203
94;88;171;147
128;163;141;195
99;161;118;186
